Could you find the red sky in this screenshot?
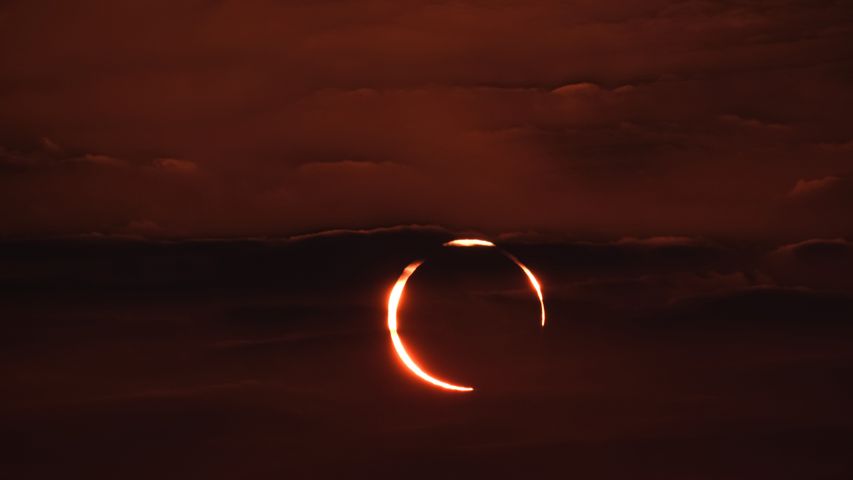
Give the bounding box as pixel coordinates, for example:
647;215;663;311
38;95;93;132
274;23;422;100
1;0;852;239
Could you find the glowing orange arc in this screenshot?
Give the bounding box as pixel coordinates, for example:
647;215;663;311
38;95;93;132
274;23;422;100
443;238;546;327
443;238;496;247
387;261;474;392
387;239;546;392
505;253;546;327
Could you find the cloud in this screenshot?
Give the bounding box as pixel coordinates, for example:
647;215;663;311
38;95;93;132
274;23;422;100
153;157;198;174
0;144;126;170
765;238;853;293
718;114;790;131
39;137;62;154
780;175;853;236
771;238;853;257
551;82;636;97
1;0;852;237
551;82;603;96
817;140;853;152
66;153;128;168
788;176;843;197
613;236;711;247
287;224;450;242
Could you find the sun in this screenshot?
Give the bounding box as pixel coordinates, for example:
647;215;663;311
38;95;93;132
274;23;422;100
386;238;546;392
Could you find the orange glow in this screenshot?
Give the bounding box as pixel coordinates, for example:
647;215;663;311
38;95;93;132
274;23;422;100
386;242;547;392
443;238;496;247
445;237;546;327
386;261;474;392
505;253;546;327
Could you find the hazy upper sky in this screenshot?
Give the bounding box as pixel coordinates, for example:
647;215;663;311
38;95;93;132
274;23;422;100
1;0;851;238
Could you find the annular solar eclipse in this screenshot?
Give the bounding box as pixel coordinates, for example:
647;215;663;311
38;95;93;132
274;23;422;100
386;238;546;392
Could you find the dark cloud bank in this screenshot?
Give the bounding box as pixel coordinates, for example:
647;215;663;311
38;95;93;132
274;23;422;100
2;227;853;478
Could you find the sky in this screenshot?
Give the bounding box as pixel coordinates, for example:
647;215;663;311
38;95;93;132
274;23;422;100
2;5;853;476
1;0;852;239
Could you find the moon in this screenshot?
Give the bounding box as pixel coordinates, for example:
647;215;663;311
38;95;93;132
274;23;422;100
386;238;546;392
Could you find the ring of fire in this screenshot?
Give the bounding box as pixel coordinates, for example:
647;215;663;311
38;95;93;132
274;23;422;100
386;238;546;392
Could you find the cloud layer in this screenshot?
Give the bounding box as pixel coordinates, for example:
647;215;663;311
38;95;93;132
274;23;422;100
1;0;852;237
